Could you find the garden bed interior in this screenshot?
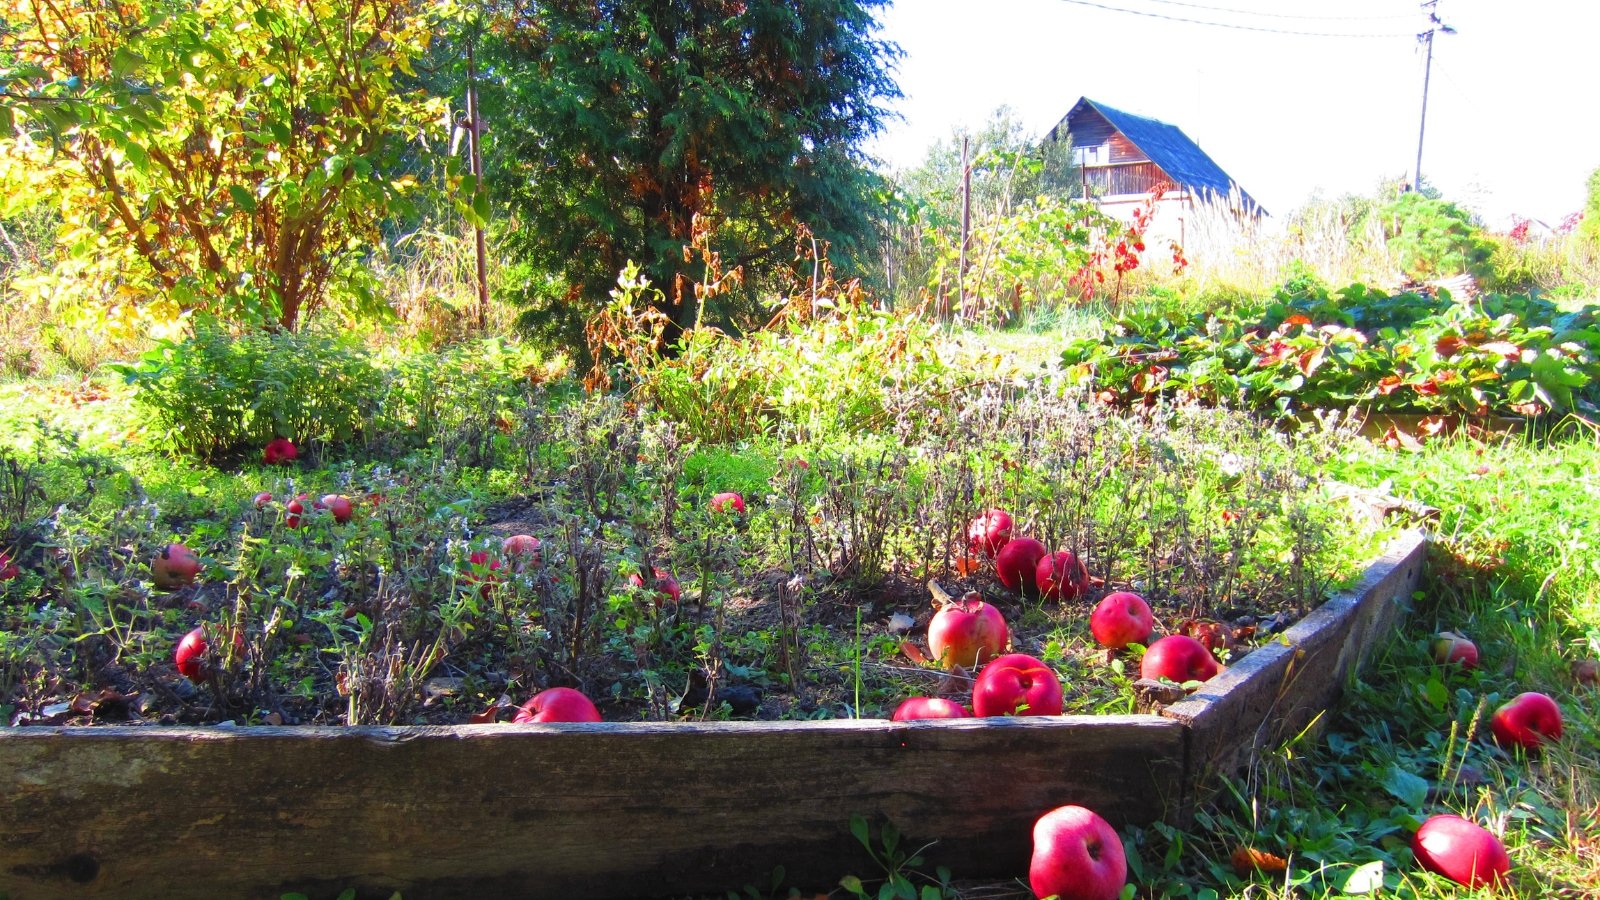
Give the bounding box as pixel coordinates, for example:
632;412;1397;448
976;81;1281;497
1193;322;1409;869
0;531;1424;900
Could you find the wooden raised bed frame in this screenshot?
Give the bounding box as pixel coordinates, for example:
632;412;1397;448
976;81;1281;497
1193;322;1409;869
0;532;1425;899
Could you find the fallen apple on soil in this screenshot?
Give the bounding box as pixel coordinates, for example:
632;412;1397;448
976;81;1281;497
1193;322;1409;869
0;551;19;581
262;437;298;466
1140;634;1220;687
927;592;1007;670
317;494;354;524
465;550;505;597
251;491;274;509
1029;804;1128;900
628;567;681;606
174;626;208;680
1090;591;1154;650
972;653;1063;717
966;508;1013;557
1490;691;1563;752
1412;813;1510;889
501;534;542;569
1431;631;1479;669
513;686;602;723
151;542;202;590
890;697;970;721
1035;549;1090;601
995;537;1048;595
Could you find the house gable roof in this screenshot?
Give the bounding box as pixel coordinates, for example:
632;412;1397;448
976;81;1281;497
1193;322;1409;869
1054;97;1265;217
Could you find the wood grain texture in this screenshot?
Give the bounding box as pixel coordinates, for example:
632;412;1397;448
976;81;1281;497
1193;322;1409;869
0;716;1185;899
1162;531;1427;803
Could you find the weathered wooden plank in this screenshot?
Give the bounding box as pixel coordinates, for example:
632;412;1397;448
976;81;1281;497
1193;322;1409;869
1161;531;1427;801
0;715;1185;899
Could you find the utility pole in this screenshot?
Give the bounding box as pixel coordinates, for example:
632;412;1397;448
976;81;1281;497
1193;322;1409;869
1413;0;1454;192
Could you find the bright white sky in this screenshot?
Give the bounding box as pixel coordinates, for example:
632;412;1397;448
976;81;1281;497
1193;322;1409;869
867;0;1600;227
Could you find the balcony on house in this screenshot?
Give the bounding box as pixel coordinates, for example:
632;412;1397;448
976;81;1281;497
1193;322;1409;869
1080;160;1171;199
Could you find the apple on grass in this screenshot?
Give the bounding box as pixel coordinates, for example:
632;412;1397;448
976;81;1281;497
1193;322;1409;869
1030;805;1128;900
316;494;354;524
890;697;970;721
0;551;17;581
1412;814;1510;889
152;542;202;590
1489;691;1563;752
1140;634;1220;687
709;492;745;515
1035;549;1090;601
972;653;1063;717
1431;631;1479;669
262;437;298;466
284;493;312;528
628;567;681;606
966;508;1014;557
1090;592;1154;650
513;687;601;723
927;592;1008;670
501;534;542;569
251;491;274;509
995;537;1048;595
465;550;505;597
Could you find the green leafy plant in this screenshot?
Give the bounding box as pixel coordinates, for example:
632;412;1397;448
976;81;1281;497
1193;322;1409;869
839;814;953;900
1378;192;1495;281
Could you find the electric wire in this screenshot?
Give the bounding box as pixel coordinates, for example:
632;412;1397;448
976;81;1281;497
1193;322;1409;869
1050;0;1419;37
1139;0;1419;22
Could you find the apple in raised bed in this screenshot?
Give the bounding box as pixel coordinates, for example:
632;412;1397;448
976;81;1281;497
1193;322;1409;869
1090;591;1154;650
152;542;202;590
995;537;1048;595
1490;691;1563;752
501;534;542;569
628;567;681;606
174;626;209;680
890;697;970;721
1430;631;1479;669
972;653;1063;717
262;437;298;466
1140;634;1220;687
316;494;354;524
513;686;602;723
966;508;1013;557
1030;804;1128;900
284;493;312;528
1412;814;1510;889
710;491;745;515
1035;549;1089;601
927;592;1008;670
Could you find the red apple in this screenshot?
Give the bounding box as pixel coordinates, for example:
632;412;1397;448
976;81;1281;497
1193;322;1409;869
995;537;1048;595
152;542;202;590
317;494;353;524
927;593;1008;670
972;653;1064;717
284;493;311;528
0;551;19;581
1490;691;1563;752
174;626;208;680
1090;592;1155;650
966;508;1014;557
262;437;298;466
1140;634;1220;687
628;567;681;606
710;492;746;515
1035;549;1090;601
465;550;505;597
251;491;274;509
501;534;542;569
1430;631;1479;670
1030;804;1128;900
512;686;602;723
890;697;970;721
1412;814;1510;889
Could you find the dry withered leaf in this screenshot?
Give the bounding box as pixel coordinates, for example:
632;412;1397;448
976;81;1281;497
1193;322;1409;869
1180;618;1239;654
899;641;930;665
1231;845;1289;876
1573;659;1600;687
954;554;982;577
935;665;970;696
469;695;512;724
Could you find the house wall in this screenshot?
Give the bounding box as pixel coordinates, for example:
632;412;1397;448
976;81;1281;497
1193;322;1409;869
1066;108;1149;165
1096;193;1193;248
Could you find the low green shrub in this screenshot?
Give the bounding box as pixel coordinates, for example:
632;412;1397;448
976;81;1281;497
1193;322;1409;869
1060;283;1600;419
113;320;384;460
1378;191;1494;281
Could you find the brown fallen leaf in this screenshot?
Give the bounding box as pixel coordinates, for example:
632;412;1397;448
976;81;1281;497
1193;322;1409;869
469;695;511;724
899;641;930;665
1573;659;1600;687
1231;845;1289;876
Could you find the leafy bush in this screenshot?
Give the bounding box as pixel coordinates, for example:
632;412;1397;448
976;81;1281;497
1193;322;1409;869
1378;192;1494;280
378;337;564;446
115;321;384;459
1060;283;1600;419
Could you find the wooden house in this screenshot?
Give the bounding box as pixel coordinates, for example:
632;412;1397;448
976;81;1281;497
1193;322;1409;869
1046;97;1264;234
